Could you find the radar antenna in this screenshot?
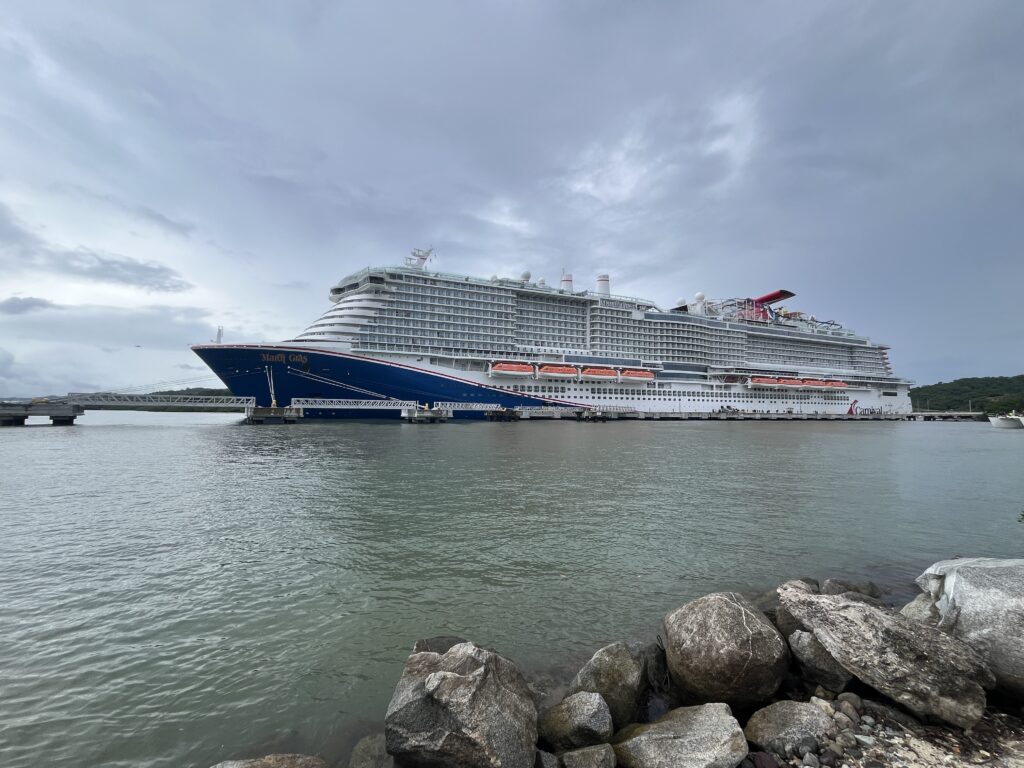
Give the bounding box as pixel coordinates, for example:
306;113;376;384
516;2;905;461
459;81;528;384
405;247;433;269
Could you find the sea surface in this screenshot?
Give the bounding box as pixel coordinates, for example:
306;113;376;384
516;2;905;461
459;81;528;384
2;412;1023;767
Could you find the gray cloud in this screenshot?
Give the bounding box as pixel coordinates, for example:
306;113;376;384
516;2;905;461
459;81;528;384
0;1;1021;390
0;305;222;394
0;296;60;314
52;183;196;238
2;303;214;349
0;201;191;291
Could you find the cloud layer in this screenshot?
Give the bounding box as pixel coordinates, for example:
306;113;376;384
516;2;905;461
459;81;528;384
0;1;1022;394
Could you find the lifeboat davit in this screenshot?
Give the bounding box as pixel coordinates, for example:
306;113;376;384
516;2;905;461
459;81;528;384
580;367;618;380
490;362;535;377
620;369;655;380
537;365;579;379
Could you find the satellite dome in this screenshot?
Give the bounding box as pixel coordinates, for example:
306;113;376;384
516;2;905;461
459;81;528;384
676;297;687;307
694;291;706;302
538;278;547;287
520;271;531;281
491;275;498;281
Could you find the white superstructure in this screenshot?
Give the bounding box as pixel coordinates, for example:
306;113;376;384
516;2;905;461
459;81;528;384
279;250;912;415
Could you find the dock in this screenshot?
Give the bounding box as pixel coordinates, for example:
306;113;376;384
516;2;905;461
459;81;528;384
0;393;984;426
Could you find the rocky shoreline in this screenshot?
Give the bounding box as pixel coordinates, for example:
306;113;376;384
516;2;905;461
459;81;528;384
212;558;1024;768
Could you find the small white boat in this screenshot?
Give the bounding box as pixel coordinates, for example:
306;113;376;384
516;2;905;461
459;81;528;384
989;413;1023;429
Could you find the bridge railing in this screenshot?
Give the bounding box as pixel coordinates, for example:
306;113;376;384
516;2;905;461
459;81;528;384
66;393;256;408
431;402;502;411
290;398;419;409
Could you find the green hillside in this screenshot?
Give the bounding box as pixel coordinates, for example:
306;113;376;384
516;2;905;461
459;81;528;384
910;375;1024;413
148;387;230;397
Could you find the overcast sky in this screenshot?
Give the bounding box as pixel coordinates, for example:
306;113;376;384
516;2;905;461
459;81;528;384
1;1;1021;395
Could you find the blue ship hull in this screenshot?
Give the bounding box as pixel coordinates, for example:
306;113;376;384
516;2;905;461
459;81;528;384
191;344;552;419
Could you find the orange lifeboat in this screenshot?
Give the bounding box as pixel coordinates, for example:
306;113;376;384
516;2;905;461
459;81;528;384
580;367;618;379
620;369;655;380
749;377;779;386
824;380;848;389
490;362;534;377
779;378;804;387
537;365;579;379
802;380;829;388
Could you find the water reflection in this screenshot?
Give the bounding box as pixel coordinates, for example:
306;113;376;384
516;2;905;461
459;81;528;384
0;414;1022;768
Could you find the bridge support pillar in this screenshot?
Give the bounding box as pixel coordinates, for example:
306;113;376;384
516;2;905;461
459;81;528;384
0;415;27;426
50;415;77;426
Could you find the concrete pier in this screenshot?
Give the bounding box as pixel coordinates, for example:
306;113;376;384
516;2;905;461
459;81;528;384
0;402;85;426
245;406;303;424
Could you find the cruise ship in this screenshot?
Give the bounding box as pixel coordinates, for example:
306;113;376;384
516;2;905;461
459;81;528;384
192;249;912;418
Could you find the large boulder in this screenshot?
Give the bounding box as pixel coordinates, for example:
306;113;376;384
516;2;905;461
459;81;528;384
567;642;646;730
384;641;538;768
413;635;469;654
538;691;614;752
210;757;326;768
915;557;1024;698
347;734;393;768
787;630;852;692
900;593;940;626
612;703;747;768
663;592;789;707
778;580;994;729
560;744;617;768
744;700;835;757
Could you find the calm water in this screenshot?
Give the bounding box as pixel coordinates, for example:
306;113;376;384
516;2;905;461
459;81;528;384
2;413;1023;767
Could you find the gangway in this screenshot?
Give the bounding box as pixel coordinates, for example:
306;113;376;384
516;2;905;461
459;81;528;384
431;402;501;411
66;393;256;408
289;398;419;409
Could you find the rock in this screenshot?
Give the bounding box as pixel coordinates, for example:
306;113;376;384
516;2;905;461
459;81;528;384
832;713;853;732
788;631;852;692
412;635;468;654
744;701;835;757
860;699;922;733
636;641;680;723
820;579;880;599
384;641;538;768
859;715;874;727
777;580;994;729
853;735;875;747
834;693;862;713
802;754;820;768
561;744;617;768
749;754;781;768
809;697;834;717
210;757;326;768
348;734;393;768
568;642;645;730
773;606;805;640
796;736;818;757
834;731;857;750
535;750;559;768
817;749;836;767
914;557;1024;698
663;593;789;707
836;701;859;724
538;691;613;752
612;703;747;768
900;593;940;626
